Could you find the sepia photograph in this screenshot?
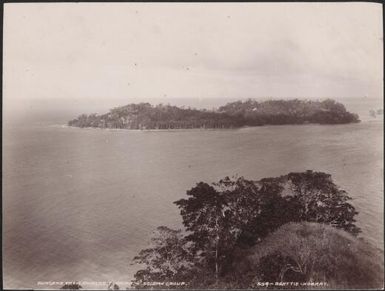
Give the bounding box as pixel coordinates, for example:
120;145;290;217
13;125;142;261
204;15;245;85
2;2;384;290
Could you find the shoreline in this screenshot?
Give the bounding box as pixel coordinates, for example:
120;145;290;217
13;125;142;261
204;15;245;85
60;121;368;132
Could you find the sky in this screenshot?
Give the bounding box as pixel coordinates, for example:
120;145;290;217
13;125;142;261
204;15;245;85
3;2;383;112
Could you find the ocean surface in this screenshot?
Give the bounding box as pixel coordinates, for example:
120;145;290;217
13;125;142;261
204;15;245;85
3;97;384;289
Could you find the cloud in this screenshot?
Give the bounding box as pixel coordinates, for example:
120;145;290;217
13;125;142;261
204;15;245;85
3;2;383;105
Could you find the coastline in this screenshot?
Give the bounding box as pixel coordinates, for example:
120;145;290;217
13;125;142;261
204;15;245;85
62;121;365;132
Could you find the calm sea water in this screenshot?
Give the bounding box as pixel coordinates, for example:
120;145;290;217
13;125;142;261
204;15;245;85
3;98;383;289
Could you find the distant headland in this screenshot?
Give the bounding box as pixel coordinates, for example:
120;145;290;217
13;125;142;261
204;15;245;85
68;99;360;130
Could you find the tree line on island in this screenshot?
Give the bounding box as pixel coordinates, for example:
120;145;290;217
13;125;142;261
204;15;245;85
130;171;383;289
68;99;360;130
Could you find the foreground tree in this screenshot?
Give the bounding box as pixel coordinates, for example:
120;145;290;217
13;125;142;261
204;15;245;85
173;182;229;285
131;226;194;289
173;177;270;284
283;171;361;235
133;171;364;288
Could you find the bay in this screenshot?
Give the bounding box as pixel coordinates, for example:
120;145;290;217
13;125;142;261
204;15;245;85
3;97;383;289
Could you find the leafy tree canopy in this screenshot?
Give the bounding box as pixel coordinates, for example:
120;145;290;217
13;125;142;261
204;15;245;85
132;226;194;288
133;171;367;289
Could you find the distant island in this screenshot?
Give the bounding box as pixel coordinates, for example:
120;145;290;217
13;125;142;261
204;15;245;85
68;99;360;130
369;109;383;118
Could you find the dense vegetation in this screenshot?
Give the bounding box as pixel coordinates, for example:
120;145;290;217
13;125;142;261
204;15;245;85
60;283;82;289
68;99;359;129
131;171;383;289
235;222;383;289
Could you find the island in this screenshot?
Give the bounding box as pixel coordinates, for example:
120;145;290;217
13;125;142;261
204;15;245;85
68;98;360;129
369;109;384;118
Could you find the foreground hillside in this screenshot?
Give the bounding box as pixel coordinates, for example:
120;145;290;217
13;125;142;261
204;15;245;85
232;222;384;289
68;99;360;129
130;171;383;289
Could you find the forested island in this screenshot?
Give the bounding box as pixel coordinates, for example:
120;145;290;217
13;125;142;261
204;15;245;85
68;99;360;129
130;171;383;289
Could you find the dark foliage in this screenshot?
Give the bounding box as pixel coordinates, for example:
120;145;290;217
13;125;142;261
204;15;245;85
60;283;82;289
284;171;361;235
131;226;194;289
132;171;372;289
